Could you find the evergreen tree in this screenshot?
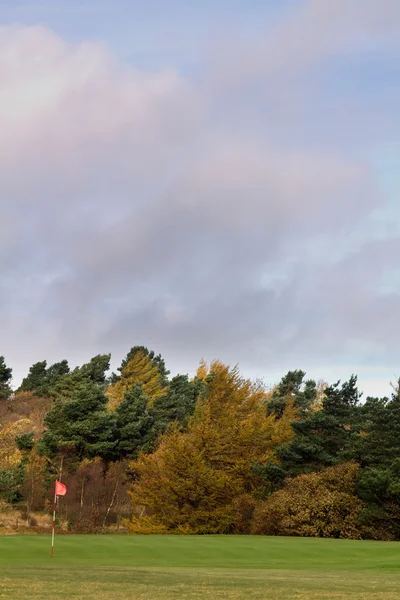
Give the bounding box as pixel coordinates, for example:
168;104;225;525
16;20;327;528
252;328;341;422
151;374;201;434
353;382;400;535
45;354;110;400
44;360;70;393
79;354;111;385
19;360;48;393
114;386;155;459
270;375;362;479
0;464;25;504
39;381;116;461
0;356;12;400
266;370;317;419
19;359;71;397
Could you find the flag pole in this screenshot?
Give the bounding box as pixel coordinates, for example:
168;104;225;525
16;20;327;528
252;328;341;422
50;477;67;558
50;482;57;558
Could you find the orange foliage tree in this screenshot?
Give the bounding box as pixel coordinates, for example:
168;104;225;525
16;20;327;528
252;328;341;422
107;350;167;410
125;361;295;534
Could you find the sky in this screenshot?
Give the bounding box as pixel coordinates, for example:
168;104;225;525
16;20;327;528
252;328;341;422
1;0;400;397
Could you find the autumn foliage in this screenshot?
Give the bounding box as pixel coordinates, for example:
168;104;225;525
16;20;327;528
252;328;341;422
251;462;365;539
107;350;167;409
125;361;295;534
1;349;400;539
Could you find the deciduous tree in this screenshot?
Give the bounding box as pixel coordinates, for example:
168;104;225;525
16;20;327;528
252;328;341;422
107;349;167;409
126;362;294;533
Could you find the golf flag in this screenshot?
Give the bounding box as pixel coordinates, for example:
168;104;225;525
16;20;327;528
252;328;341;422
55;480;67;497
51;480;67;557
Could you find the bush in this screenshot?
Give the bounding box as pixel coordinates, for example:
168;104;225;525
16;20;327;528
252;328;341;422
232;494;256;534
252;462;366;539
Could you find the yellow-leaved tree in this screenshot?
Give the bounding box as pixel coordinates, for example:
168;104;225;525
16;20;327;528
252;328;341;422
0;419;31;470
125;361;295;534
107;349;167;410
22;448;48;514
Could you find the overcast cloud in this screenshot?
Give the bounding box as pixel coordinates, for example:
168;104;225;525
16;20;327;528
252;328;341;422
1;0;400;395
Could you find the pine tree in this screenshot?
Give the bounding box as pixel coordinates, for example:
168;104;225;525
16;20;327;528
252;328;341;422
151;374;202;434
79;354;111;385
114;386;155;459
0;356;12;400
266;370;317;418
354;382;400;536
271;375;363;478
19;359;70;396
19;361;48;393
39;381;116;461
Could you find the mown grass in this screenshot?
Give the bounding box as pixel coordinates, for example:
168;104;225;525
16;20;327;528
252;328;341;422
0;535;399;599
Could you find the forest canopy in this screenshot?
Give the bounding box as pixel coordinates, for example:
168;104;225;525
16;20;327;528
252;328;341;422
0;350;399;540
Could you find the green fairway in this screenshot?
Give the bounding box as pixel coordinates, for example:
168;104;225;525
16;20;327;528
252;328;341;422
0;535;399;599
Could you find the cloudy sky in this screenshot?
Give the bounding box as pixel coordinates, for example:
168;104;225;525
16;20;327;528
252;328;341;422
1;0;399;396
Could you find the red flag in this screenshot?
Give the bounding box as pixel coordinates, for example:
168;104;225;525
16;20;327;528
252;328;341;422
55;480;67;497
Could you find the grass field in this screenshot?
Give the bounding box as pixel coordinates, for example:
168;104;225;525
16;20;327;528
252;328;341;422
0;535;399;599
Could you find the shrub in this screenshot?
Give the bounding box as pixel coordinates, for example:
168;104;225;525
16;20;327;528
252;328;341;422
252;462;365;539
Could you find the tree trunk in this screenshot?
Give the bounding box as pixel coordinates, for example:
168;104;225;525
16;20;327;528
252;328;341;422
79;479;85;516
102;483;118;532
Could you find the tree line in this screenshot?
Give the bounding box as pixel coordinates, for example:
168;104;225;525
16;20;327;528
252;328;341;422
0;349;399;539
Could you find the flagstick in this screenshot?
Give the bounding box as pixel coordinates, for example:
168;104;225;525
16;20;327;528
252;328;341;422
50;471;67;558
50;483;57;558
51;458;64;558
